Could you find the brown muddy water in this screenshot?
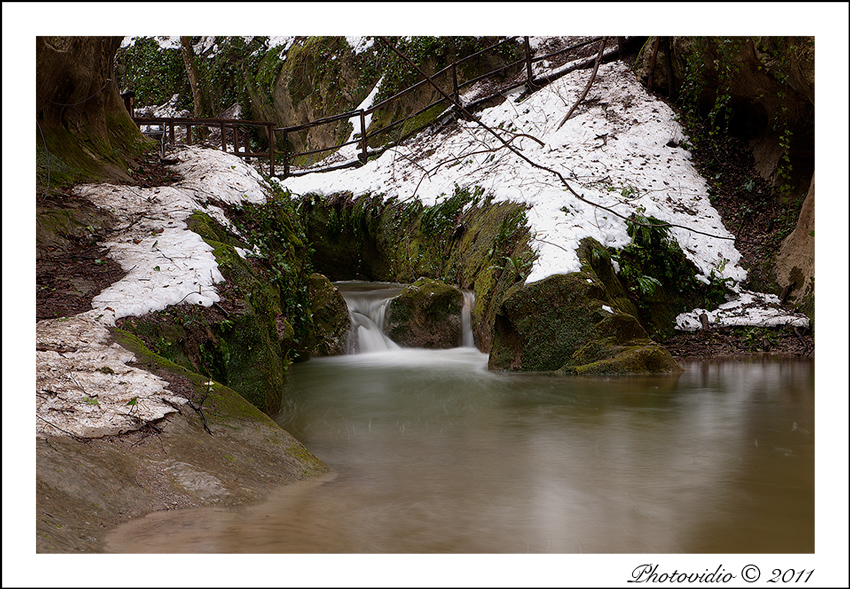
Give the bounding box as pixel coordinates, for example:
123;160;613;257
107;351;814;554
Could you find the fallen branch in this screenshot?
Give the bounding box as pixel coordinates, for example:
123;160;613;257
556;37;607;130
36;414;89;443
376;37;735;242
186;379;214;435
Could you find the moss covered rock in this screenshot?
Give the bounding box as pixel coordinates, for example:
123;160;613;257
488;271;682;375
300;187;534;352
304;273;351;356
384;278;464;349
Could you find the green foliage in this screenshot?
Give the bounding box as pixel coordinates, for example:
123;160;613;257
196;36;268;116
612;213;732;336
116;36;268;117
420;184;484;236
373;36;521;103
616;213;694;298
757;37;803;199
114;37;191;110
489;254;533;283
229;183;313;342
737;326;780;351
677;36;802;199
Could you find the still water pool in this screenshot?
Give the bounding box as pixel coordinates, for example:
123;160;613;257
108;348;814;554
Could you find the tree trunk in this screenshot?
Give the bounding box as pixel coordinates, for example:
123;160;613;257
180;36;204;117
36;36;148;186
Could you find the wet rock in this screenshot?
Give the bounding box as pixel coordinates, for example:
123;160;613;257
304;273;351;356
383;278;464;349
488;268;682;375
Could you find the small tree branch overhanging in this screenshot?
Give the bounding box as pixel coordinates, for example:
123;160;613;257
375;36;734;242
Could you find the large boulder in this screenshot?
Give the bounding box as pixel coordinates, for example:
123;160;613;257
304;273;351;356
488;268;682;375
383;278;464;349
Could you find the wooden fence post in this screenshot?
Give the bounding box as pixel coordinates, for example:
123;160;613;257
524;36;534;90
451;62;459;105
220;121;227;151
268;124;275;176
359;110;368;164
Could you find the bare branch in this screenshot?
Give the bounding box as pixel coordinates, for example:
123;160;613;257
556;38;606;130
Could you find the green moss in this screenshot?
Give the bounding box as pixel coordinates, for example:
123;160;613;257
564;342;683;375
489;274;603;371
111;328;273;424
37;110;155;196
384;278;464;348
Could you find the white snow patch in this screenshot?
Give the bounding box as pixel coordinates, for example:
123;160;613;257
346;36;374;54
36;146;273;437
76;146;268;320
36;310;188;438
676;291;810;331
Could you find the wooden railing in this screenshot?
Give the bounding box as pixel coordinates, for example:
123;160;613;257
276;36;621;178
133;116;278;176
132;36;623;180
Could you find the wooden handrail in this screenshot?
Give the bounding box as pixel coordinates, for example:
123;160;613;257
133;116;277;175
133;36;617;181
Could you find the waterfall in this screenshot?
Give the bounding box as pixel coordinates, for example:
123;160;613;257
336;282;476;354
338;283;403;354
461;290;475;348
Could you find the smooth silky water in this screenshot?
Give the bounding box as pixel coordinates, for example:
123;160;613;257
107;283;814;553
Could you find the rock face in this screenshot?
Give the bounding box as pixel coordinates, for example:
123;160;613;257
634;36;814;199
383;278;464;349
489;266;682;375
774;174;814;318
37;329;327;553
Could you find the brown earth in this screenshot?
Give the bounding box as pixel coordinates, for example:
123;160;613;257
36;152;179;321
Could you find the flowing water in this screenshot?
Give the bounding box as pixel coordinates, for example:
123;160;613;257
107;283;814;553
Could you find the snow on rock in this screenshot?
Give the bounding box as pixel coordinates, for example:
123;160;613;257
36;310;188;439
36;146;271;438
676;290;810;332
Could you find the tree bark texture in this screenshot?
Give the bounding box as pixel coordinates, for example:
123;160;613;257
180;36;204;117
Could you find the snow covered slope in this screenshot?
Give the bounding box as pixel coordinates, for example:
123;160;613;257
274;48;808;332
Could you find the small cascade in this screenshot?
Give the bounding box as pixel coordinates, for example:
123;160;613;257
336;282;477;354
461;290;476;348
338;283;404;354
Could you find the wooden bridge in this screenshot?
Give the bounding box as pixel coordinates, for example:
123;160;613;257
132;36;625;179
